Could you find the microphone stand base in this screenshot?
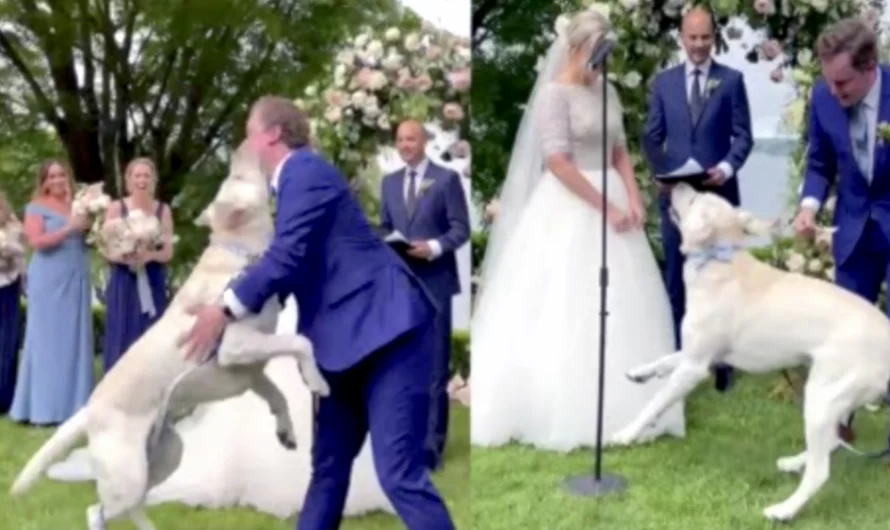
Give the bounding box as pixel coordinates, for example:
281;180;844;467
563;472;628;497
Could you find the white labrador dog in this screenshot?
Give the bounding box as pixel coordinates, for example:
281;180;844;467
9;144;330;530
611;182;890;522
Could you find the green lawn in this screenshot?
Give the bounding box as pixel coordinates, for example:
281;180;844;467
0;406;469;529
471;375;890;530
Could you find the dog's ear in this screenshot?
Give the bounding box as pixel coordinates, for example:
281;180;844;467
736;210;778;236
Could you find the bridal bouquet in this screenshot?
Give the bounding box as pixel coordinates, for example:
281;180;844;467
0;215;26;278
72;182;112;246
99;209;164;316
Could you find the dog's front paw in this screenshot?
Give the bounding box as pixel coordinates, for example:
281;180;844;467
276;429;297;450
763;501;799;523
299;363;331;397
86;504;106;530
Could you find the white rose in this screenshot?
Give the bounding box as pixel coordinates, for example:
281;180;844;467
324;106;342;123
382;52;403;71
622;71;642;88
455;46;471;64
404;33;421;51
620;0;640;8
304;85;318;97
791;68;812;86
796;49;813;66
350;90;368;107
384;27;400;42
366;40;384;60
362;95;381;117
587;2;611;19
367;71;388;91
806;258;823;273
809;0;828;12
336;50;355;66
784;251;806;273
376;114;391;130
354;33;370;48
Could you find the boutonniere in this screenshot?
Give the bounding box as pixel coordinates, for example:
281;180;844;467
705;78;721;97
418;179;435;197
878;121;890;145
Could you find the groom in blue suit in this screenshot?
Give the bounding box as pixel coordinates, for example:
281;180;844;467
642;6;752;392
183;96;454;530
793;19;890;443
380;120;470;471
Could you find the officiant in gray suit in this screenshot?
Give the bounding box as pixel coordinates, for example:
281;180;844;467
379;119;470;471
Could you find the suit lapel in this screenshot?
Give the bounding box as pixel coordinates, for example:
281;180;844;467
408;164;436;224
693;63;723;129
874;67;890;182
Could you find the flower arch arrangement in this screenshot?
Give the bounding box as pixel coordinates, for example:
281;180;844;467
296;22;471;218
480;0;879;267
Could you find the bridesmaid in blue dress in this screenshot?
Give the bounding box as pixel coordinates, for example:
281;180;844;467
10;160;94;426
102;157;173;373
0;188;25;414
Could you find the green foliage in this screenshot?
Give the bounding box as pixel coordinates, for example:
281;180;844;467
450;330;470;378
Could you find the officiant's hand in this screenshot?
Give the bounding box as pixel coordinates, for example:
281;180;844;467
406;241;433;259
703;167;728;187
180;304;227;362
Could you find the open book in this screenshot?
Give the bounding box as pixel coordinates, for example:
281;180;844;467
383;230;413;254
656;158;708;182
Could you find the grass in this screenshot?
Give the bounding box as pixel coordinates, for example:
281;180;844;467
0;406;469;529
471;374;890;530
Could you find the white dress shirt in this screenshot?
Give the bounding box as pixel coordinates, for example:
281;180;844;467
685;59;735;180
222;152;293;318
801;73;881;211
402;157;442;260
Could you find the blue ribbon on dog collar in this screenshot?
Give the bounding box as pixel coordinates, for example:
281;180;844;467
686;243;739;270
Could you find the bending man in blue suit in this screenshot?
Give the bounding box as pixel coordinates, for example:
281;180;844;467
793;19;890;444
182;96;455;530
380;120;470;471
642;6;753;392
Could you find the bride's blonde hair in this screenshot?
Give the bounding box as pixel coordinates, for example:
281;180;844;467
563;10;611;55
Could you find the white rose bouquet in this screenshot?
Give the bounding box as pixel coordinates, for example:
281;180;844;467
0;215;26;278
71;182;112;246
99;209;164;316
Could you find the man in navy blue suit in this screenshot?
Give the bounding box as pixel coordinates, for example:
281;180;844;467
642;5;753;392
182;96;454;530
379;120;470;471
793;18;890;444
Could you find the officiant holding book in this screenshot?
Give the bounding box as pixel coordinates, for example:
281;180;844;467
380;119;470;470
641;6;753;391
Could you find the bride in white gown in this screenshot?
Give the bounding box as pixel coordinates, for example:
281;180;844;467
47;296;393;519
471;9;685;452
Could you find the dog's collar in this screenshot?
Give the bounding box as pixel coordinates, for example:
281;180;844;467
686;243;740;270
213;242;263;264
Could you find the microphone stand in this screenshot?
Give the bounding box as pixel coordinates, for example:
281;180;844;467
563;45;628;498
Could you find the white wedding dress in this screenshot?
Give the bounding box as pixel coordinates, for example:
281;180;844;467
471;80;685;452
47;296;393;519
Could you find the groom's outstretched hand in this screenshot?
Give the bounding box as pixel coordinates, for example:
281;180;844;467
179;304;228;362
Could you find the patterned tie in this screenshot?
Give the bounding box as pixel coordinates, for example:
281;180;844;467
850;102;871;180
405;169;418;214
690;69;704;123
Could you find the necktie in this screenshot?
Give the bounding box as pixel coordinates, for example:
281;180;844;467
690;69;704;123
850;102;871;180
406;169;418;214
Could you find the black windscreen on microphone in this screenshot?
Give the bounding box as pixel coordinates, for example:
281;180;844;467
587;38;615;71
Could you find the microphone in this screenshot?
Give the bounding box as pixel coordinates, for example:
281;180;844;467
587;37;615;71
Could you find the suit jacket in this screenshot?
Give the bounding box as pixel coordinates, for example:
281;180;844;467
642;61;753;205
379;161;470;306
802;65;890;266
232;147;436;372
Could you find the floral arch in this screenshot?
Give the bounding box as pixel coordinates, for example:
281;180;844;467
481;0;882;277
295;21;472;220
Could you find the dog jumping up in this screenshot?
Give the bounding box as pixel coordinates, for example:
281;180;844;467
8;143;330;530
612;182;890;522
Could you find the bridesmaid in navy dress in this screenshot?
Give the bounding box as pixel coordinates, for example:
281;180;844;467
0;188;25;414
10;160;94;426
101;158;173;373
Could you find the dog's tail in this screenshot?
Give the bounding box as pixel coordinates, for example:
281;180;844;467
9;407;89;496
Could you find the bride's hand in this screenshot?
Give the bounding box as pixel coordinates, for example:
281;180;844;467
628;199;647;229
606;204;632;233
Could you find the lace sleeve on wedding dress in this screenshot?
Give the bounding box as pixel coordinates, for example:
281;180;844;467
606;81;627;148
537;84;571;157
